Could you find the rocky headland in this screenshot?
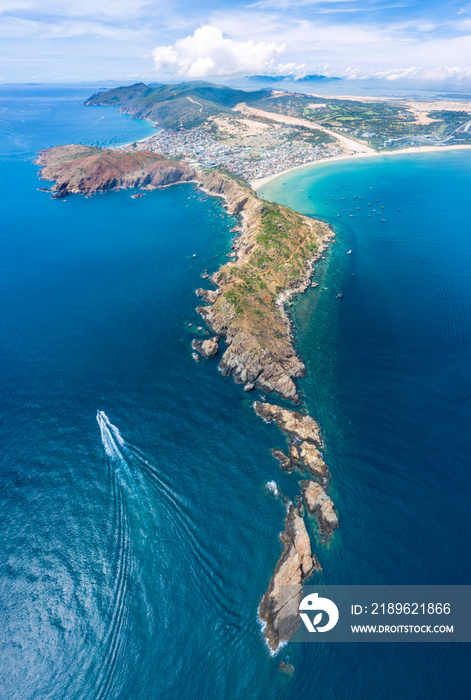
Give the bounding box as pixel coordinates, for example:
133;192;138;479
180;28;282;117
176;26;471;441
36;144;196;197
37;145;333;402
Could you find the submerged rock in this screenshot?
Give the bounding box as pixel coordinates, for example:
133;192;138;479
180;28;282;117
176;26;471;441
259;504;321;653
301;480;339;533
271;448;293;473
265;481;280;498
192;338;219;359
278;661;295;677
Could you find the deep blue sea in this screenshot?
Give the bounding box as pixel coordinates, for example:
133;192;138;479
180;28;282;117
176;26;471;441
1;86;470;699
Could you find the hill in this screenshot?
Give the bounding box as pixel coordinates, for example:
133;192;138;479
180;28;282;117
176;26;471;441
36;144;195;196
86;81;271;129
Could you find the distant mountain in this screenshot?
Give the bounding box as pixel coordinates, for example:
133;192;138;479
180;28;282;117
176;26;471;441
295;74;341;82
86;81;271;129
245;74;341;83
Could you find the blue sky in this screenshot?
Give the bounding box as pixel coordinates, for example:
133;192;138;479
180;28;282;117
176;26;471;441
1;0;471;83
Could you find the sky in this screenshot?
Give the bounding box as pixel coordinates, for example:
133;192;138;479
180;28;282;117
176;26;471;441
1;0;471;84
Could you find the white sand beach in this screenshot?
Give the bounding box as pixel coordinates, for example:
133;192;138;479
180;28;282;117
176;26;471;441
251;144;471;190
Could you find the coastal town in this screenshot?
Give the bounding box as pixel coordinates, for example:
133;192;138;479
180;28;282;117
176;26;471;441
117;113;346;182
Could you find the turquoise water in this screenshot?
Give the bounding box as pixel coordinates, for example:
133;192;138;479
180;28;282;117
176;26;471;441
1;88;470;698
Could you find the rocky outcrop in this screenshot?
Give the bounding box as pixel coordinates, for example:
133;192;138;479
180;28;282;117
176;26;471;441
196;288;219;304
36;144;196;197
254;402;322;445
301;480;339;533
299;442;329;481
191;337;219;359
259;504;321;652
255;402;331;483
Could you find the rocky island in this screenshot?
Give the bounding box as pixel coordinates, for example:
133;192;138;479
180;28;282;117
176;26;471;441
258;504;321;653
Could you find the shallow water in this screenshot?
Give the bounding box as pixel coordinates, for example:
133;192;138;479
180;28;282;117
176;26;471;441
1;88;470;699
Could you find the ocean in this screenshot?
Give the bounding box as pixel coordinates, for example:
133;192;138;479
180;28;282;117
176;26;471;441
0;86;470;699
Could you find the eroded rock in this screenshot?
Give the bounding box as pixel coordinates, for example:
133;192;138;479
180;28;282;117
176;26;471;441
259;504;321;652
191;338;219;358
301;480;339;533
271;448;293;473
254;402;322;445
196;288;218;304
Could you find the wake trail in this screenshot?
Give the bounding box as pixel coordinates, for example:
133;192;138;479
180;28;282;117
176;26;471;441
96;412;238;620
94;412;133;700
126;444;235;613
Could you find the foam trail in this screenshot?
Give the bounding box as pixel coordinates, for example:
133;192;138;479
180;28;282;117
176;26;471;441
97;410;125;460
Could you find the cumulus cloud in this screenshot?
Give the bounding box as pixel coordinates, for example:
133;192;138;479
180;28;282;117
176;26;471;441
152;25;286;78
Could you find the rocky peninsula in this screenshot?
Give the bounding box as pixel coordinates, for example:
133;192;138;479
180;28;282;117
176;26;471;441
37;145;333;401
36;139;337;655
196;168;333;400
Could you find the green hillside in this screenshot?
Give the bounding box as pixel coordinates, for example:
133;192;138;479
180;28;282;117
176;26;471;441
86;81;271;129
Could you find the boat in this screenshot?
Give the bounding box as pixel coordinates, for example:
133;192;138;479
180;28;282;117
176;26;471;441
347;250;352;254
337;291;344;299
381;219;387;222
131;193;144;199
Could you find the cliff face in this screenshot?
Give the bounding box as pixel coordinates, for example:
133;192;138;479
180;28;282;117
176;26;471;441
36;145;196;196
196;169;333;400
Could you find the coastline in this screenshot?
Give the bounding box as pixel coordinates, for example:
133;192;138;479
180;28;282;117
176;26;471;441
251;144;471;190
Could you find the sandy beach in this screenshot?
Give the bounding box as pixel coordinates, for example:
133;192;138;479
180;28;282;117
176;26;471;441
251;144;471;190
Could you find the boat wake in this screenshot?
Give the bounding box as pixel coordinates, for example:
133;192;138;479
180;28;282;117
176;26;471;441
97;410;126;460
100;411;239;610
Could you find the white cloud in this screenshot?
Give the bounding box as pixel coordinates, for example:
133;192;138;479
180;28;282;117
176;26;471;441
0;0;155;19
152;25;286;78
